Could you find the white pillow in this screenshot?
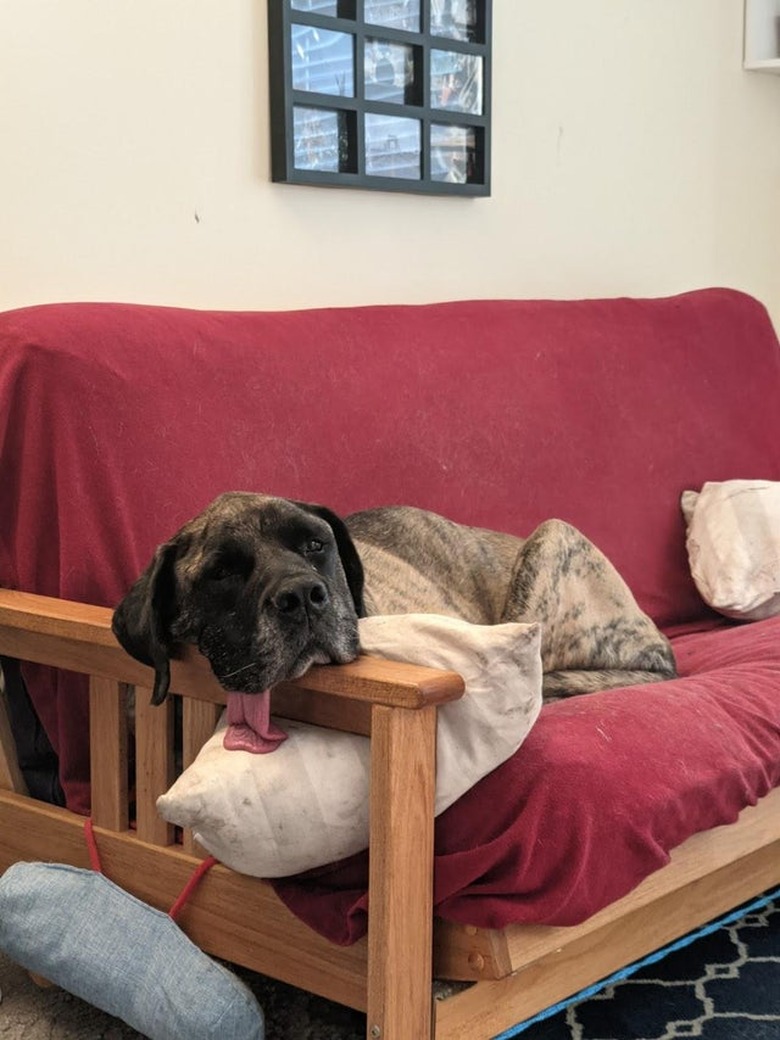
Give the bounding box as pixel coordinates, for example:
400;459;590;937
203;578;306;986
682;479;780;621
157;614;542;878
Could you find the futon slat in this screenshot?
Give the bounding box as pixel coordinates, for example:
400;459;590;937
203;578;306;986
89;676;128;832
0;682;27;794
181;698;222;856
135;687;175;845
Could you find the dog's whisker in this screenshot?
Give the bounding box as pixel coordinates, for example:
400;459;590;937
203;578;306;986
219;661;261;682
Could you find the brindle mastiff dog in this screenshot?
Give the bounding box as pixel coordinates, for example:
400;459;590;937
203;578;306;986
113;492;676;747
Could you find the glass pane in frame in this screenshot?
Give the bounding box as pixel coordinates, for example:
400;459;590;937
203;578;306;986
293;106;355;172
291;0;339;13
291;24;355;97
430;49;482;114
430;0;478;42
364;0;421;33
365;113;421;179
364;39;420;104
430;123;481;183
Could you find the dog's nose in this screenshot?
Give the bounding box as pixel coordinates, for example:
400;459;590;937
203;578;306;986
272;578;329;617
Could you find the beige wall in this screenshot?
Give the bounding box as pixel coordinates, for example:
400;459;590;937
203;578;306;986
1;1;779;324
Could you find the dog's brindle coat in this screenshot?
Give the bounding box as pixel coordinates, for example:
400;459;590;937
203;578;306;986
112;492;676;706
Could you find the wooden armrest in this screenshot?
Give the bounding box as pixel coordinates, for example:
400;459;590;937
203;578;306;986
0;588;465;711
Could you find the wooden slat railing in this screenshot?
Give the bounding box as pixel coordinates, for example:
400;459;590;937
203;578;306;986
0;586;465;1040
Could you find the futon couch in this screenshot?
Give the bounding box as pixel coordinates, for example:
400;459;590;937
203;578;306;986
0;288;779;1040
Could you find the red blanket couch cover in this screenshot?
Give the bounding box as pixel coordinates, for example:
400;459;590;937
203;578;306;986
1;288;779;939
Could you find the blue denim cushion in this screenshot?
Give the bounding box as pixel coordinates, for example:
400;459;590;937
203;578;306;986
0;861;264;1040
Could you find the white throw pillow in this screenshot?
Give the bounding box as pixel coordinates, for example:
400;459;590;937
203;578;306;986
682;479;780;621
157;614;542;878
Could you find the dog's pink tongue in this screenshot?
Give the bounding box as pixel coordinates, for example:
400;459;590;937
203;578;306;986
224;691;288;753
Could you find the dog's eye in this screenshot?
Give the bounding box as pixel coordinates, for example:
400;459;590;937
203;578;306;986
206;564;234;582
203;551;252;582
303;538;324;555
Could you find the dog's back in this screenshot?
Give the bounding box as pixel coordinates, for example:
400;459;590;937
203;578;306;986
348;505;676;697
348;506;521;623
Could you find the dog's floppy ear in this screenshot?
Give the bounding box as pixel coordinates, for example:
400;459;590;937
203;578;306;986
112;540;181;706
294;502;365;617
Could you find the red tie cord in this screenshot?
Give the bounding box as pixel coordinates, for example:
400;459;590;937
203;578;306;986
84;817;103;873
83;818;219;921
168;853;220;922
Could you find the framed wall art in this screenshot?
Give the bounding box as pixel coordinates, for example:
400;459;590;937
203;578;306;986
267;0;492;196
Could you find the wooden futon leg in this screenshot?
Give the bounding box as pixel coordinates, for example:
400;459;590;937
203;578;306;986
367;703;437;1040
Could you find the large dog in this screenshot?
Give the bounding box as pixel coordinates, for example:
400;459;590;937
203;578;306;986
113;493;676;748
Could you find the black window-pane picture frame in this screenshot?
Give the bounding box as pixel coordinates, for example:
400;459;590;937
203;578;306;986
268;0;491;196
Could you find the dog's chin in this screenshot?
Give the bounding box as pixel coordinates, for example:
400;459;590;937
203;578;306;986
286;621;361;677
287;640;359;681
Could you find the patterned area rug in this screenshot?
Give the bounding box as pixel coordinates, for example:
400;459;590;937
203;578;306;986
0;892;777;1039
511;891;780;1040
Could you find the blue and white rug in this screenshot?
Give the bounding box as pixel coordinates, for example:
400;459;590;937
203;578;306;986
509;890;780;1040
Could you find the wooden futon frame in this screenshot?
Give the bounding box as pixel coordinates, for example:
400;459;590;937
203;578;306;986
1;587;779;1040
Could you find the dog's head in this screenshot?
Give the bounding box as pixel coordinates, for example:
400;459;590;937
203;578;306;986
112;492;364;705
